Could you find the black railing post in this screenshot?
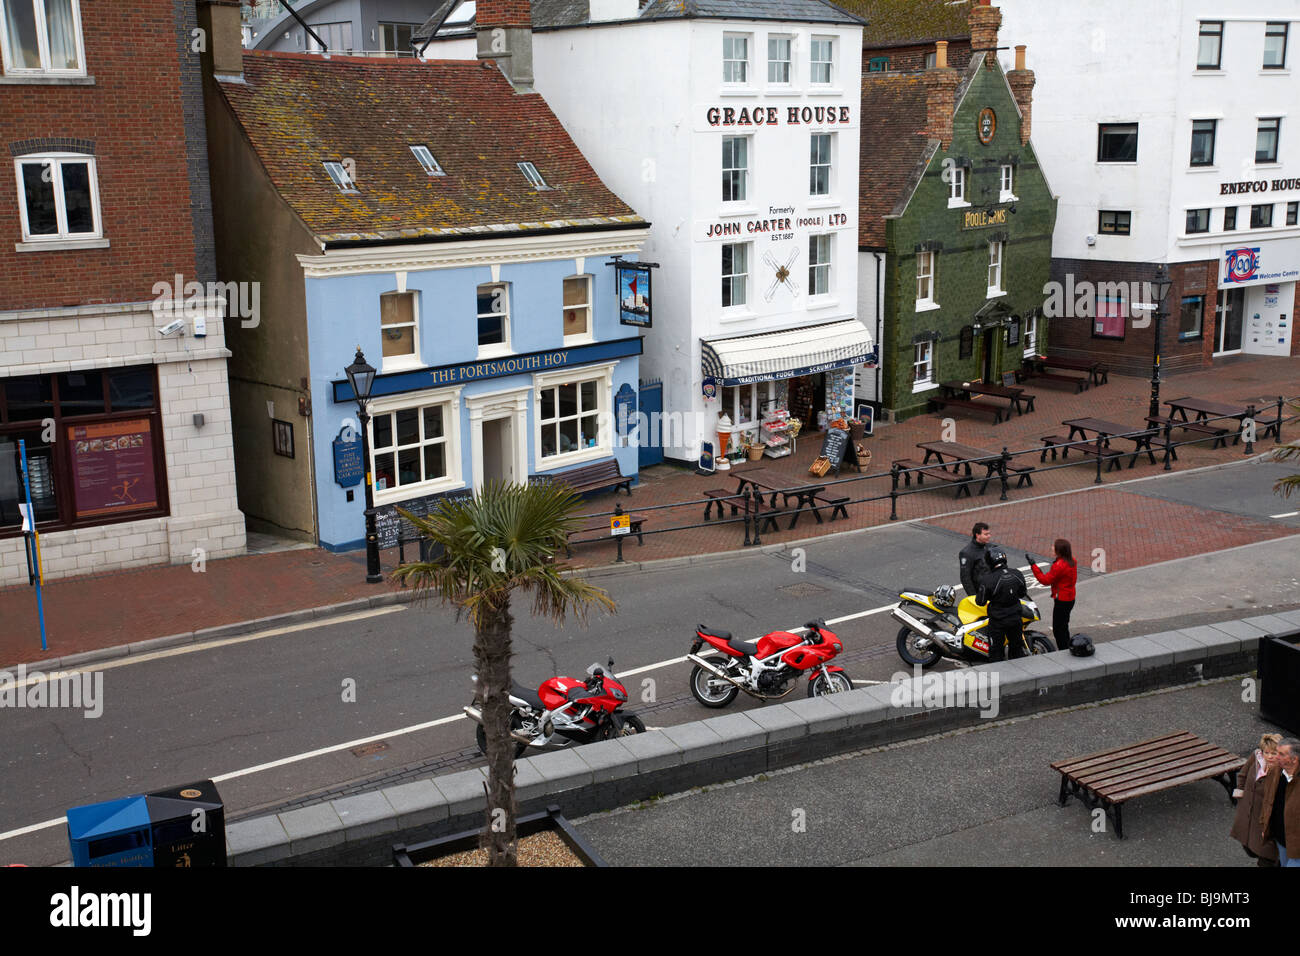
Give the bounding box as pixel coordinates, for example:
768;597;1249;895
999;447;1011;502
614;502;626;562
1162;420;1174;471
1094;434;1104;484
1243;404;1257;455
741;487;752;547
889;463;900;521
750;486;763;547
1276;396;1285;444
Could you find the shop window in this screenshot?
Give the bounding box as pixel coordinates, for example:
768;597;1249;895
1093;292;1126;339
1264;22;1288;69
723;33;749;84
1250;204;1273;228
1287;201;1298;226
379;291;419;368
16;154;101;241
722;242;749;308
768;35;792;84
912;341;934;391
1256;118;1280;163
987;241;1004;296
1185;208;1210;233
1099;210;1131;235
810;133;832;196
1097;123;1138;162
810;36;833;84
370;402;450;495
1022;313;1038;356
999;165;1015;202
808;234;831;296
1197;21;1222;69
538;377;604;461
1190;120;1216;167
562;276;591;341
722;135;749;203
1223;207;1237;230
916;251;937;308
0;0;84;73
476;282;510;354
1178;295;1204;341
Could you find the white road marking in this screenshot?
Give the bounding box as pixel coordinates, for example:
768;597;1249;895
1271;511;1299;519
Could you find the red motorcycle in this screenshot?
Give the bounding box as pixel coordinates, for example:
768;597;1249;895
465;660;646;757
687;619;851;708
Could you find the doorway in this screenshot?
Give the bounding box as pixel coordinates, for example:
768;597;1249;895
480;417;514;485
1215;288;1244;354
981;329;997;382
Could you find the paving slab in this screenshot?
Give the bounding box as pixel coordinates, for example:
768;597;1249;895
1145;630;1211;664
619;729;686;774
380;779;449;830
330;791;397;843
278;803;345;856
660;720;730;761
528;747;596;794
698;712;769;753
744;704;810;743
431;768;488;818
225;815;290;866
573;739;641;784
1091;641;1140;676
784;694;851;734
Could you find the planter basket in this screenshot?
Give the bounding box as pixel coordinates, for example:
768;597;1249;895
746;443;766;461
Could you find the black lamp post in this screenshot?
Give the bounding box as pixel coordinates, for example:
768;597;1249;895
1148;264;1174;421
344;347;382;584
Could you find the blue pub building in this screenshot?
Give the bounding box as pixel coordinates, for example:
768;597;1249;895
202;41;649;550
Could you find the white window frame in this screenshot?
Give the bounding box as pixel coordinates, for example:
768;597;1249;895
410;145;445;176
810;132;832;197
767;34;793;85
808;233;831;296
722;135;749;203
307;21;354;53
367;387;463;505
518;161;551;190
723;32;750;85
999;164;1016;202
915;251;937;310
324;161;357;193
1022;313;1037;357
987;240;1004;296
809;35;834;85
14;153;102;241
722;241;750;309
0;0;86;75
912;341;936;393
379;21;418;55
534;364;614;470
947;165;967;207
476;282;511;358
379;290;421;372
562;274;593;345
724;381;777;432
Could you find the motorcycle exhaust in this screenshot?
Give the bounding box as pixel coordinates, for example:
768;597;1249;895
463;705;482;724
891;606;935;636
686;653;797;700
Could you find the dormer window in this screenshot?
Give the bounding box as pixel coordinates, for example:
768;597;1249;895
323;161;357;193
518;162;550;190
410;145;444;176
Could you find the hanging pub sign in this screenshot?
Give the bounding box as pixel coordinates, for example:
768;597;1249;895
702;376;719;401
977;108;997;144
1006;317;1021;348
610;257;658;327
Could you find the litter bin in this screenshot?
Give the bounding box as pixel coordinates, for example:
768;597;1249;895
1259;627;1300;735
67;779;226;867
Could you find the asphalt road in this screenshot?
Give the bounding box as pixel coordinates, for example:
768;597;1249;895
2;459;1297;865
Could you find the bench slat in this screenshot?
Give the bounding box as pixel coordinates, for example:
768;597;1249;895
1084;745;1232;789
1060;735;1213;775
1091;752;1244;796
1051;731;1197;772
1100;759;1246;805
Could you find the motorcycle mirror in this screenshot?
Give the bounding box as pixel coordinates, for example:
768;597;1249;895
608;657;615;671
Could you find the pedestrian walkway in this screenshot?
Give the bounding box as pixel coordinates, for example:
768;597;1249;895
1;355;1295;668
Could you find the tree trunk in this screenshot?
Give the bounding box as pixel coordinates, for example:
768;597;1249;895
475;600;517;866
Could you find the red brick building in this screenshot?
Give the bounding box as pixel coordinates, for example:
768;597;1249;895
0;0;244;584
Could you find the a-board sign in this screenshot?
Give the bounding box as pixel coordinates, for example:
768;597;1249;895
373;488;472;550
819;427;850;470
1001;371;1018;388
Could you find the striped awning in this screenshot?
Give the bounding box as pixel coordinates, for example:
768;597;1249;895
701;319;876;387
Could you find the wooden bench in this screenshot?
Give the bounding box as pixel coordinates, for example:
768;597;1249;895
808;492;850;523
976;463;1034;496
1032;372;1088;393
1052;731;1243;838
932;397;1004;424
1040;435;1123;471
894;460;973;498
535;459;632;496
1144;414;1230;449
703;487;742;521
564;514;645;557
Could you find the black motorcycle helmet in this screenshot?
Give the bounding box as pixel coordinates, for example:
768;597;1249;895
986;549;1008;571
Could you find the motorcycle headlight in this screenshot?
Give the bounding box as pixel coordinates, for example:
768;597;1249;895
833;643;842;652
611;687;627;702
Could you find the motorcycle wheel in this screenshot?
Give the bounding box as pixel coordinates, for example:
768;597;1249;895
475;712;528;759
598;713;647;740
1028;633;1054;656
690;657;740;708
896;626;943;669
807;670;853;698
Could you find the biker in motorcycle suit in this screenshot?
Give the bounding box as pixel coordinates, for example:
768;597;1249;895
976;548;1028;662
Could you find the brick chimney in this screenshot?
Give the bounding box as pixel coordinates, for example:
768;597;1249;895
476;0;533;91
968;0;1002;69
924;41;959;150
197;0;243;79
1006;44;1035;145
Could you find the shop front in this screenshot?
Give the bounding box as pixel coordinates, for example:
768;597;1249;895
701;319;875;461
1216;240;1298;357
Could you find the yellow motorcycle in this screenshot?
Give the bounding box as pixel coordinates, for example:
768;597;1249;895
892;584;1052;668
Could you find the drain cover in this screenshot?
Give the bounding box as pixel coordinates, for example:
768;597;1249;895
778;582;828;597
351;741;390;757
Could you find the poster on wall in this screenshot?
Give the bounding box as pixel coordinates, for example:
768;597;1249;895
67;419;158;518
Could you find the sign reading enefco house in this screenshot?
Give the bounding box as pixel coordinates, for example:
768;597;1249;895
331;337;644;402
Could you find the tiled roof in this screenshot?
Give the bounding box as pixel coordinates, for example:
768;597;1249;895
417;0;864;38
857;71;934;248
217;52;644;245
832;0;971;48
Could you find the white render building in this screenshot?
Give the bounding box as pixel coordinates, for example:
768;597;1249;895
992;0;1299;371
420;0;871;464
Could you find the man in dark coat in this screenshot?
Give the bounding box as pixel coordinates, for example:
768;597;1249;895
959;522;993;596
1261;738;1300;867
976;548;1028;662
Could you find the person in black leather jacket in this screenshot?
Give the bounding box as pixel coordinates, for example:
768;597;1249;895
959;522;993;595
977;549;1028;662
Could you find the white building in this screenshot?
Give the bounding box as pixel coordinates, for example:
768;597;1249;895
420;0;870;464
993;0;1299;371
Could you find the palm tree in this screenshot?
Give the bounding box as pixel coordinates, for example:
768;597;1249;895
392;480;615;866
1273;401;1300;499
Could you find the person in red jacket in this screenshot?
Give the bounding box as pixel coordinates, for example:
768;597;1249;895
1027;539;1077;651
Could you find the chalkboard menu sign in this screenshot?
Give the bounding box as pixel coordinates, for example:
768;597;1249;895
374;487;473;550
819;427;850;474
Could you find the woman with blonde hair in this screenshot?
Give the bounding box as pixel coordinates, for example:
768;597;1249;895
1230;733;1282;865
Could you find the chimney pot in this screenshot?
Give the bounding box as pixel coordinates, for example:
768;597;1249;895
935;40;948;69
1015;44;1026;71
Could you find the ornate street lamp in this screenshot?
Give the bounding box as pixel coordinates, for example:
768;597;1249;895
344;347;382;583
1148;265;1174;421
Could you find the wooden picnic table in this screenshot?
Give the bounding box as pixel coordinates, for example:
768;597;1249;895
1165;397;1247;425
1052;731;1242;838
939;380;1035;417
1061;417;1158;468
917;440;1036;496
727;465;836;530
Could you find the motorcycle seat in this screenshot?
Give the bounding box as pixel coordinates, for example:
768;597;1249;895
727;636;759;657
510;682;545;711
698;626;732;640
